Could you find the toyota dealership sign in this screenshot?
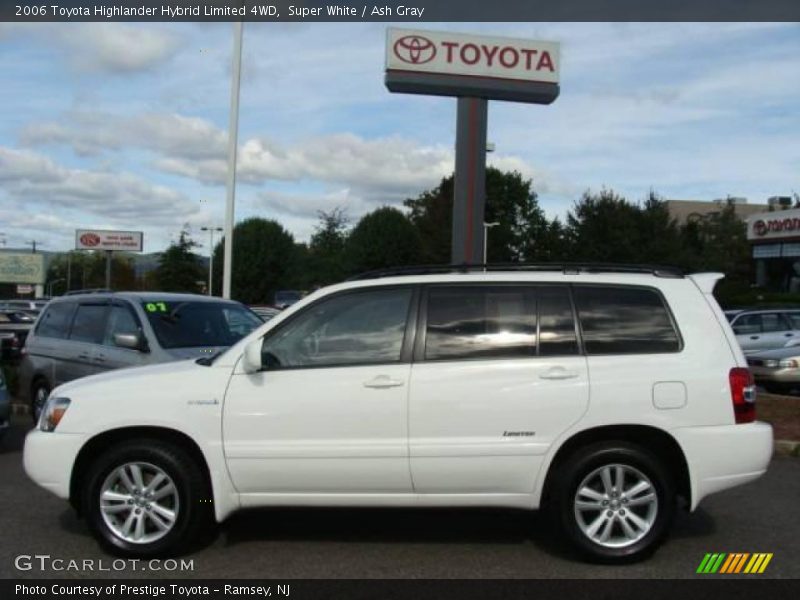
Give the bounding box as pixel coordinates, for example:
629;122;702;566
386;28;559;85
75;229;143;251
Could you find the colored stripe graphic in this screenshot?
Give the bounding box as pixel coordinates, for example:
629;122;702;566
699;553;772;574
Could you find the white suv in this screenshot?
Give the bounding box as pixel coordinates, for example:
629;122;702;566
23;266;773;562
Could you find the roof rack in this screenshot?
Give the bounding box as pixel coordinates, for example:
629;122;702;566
347;262;685;281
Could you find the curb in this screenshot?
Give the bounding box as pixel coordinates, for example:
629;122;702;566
774;439;800;457
9;401;800;457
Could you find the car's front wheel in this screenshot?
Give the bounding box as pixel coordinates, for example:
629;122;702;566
82;439;212;557
553;441;675;563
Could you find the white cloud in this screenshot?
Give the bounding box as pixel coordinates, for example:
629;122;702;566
0;146;199;224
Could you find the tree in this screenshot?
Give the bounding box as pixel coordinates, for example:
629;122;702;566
345;207;422;274
212;218;299;304
153;230;206;293
306;208;350;286
404;168;549;264
46;251;136;294
565;189;684;265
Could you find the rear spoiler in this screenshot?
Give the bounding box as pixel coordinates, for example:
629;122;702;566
688;272;724;295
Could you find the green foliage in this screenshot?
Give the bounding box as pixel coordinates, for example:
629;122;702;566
153;230;206;294
404;168;551;263
46;251;136;293
306;208;350;286
345;206;422;273
212;218;300;304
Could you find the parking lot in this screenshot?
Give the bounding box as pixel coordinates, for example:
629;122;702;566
1;416;798;580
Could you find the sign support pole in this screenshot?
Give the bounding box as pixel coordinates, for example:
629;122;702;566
105;250;112;290
451;97;488;265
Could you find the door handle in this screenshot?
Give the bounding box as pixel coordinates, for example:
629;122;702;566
363;375;405;389
94;354;106;363
540;367;579;380
750;336;759;340
77;352;90;360
785;333;794;337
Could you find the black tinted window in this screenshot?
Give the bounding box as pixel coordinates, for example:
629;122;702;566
574;286;680;354
425;286;537;360
262;288;412;368
538;286;579;356
69;304;109;344
36;302;77;339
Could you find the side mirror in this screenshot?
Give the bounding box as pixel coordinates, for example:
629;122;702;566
113;332;146;352
242;338;263;374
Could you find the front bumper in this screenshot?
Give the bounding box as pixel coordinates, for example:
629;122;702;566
23;429;86;499
672;421;773;510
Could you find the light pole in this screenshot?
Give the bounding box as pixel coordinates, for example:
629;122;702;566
483;221;500;268
222;21;244;300
201;226;223;296
47;278;64;297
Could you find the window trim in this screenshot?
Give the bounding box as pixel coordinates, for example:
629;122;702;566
571;283;684;356
414;282;581;364
257;284;420;372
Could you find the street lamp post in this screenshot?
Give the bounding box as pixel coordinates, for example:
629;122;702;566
201;226;223;296
483;221;500;269
222;21;244;300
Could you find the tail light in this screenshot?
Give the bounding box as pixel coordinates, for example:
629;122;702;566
729;367;756;424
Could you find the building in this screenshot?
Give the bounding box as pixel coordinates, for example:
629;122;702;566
665;198;769;225
746;204;800;292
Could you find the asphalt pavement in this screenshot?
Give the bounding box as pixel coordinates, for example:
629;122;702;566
1;416;798;579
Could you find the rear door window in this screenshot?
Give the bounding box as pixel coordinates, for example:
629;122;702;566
574;286;681;354
424;286;537;360
537;286;579;356
69;304;110;344
36;302;77;339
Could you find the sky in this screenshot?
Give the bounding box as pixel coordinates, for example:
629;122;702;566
0;22;798;255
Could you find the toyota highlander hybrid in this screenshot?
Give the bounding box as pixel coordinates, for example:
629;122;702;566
23;266;773;562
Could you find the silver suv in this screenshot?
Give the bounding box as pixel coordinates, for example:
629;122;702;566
19;292;262;421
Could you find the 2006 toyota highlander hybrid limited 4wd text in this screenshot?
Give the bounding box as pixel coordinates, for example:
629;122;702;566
23;265;773;562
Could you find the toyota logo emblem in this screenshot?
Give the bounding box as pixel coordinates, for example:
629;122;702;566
753;220;767;236
394;35;436;64
80;232;101;247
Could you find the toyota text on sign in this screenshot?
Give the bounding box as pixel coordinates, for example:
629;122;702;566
386;29;559;84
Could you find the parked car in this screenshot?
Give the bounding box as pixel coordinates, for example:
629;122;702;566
726;308;800;354
273;290;303;310
248;305;280;321
746;346;800;394
0;367;9;441
23;265;772;562
0;310;36;361
19;292;262;422
0;299;48;316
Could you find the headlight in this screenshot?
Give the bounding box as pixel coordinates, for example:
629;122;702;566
779;359;798;369
39;397;71;432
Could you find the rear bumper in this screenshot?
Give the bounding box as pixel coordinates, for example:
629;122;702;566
672;421;773;510
749;366;800;384
23;429;86;499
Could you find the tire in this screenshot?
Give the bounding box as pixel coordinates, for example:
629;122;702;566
82;439;213;557
30;379;50;425
552;441;675;563
762;382;790;395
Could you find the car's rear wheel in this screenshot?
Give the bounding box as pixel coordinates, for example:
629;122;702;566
552;441;675;563
82;439;212;557
30;379;50;425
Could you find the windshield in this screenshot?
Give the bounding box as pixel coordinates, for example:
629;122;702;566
141;300;262;349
